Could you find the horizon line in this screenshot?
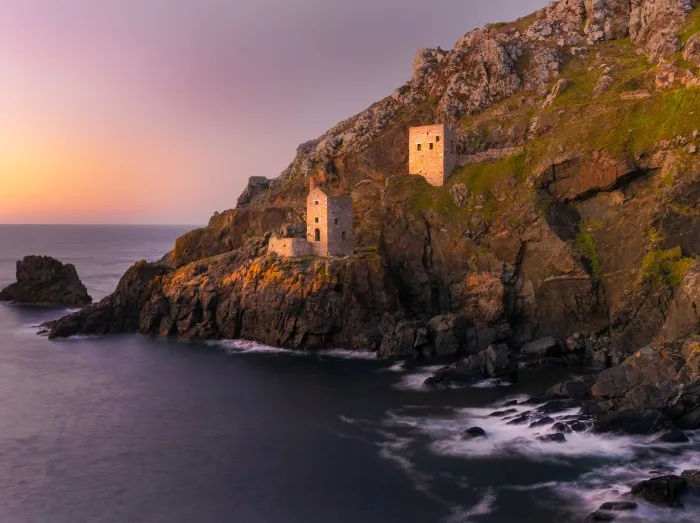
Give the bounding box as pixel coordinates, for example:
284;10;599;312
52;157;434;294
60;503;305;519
0;223;204;227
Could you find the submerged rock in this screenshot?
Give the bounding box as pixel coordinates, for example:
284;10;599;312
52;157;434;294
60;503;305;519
461;427;487;439
0;256;91;307
653;429;690;444
631;475;687;507
536;433;566;443
598;501;638;512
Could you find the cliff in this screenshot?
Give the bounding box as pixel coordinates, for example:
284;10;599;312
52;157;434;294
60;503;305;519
47;0;699;361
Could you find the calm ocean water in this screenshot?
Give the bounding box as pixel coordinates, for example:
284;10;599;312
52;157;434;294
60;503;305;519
0;225;698;523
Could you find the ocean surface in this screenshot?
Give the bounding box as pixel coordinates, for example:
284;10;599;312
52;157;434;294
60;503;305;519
0;224;698;523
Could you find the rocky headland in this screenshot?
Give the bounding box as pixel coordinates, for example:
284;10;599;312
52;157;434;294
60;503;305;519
43;0;698;472
0;255;92;307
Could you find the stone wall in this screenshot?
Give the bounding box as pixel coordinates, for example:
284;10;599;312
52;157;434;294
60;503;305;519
408;124;458;186
458;146;524;166
268;237;313;258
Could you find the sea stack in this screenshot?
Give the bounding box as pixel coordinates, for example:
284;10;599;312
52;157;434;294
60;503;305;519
0;255;92;307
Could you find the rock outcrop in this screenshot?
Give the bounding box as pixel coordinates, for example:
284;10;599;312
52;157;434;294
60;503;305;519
0;256;91;307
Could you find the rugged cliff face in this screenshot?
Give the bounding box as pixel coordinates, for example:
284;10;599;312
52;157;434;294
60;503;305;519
48;0;699;362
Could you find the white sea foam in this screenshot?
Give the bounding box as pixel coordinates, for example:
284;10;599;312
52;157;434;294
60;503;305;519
385;404;642;460
552;442;700;522
379;396;700;523
210;339;292;355
445;490;497;523
209;339;378;359
392;366;444;391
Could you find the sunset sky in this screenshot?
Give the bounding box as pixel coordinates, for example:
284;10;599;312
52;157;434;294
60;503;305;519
0;0;544;225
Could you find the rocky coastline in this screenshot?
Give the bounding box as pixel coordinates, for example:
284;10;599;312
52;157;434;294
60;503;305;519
38;2;699;517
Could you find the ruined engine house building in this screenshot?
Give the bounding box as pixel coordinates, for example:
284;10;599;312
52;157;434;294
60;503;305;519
408;124;458;186
268;178;354;258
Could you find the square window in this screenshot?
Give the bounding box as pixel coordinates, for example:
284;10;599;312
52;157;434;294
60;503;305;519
315;217;319;223
436;135;440;142
334;218;338;225
314;201;318;205
429;143;434;150
417;144;421;151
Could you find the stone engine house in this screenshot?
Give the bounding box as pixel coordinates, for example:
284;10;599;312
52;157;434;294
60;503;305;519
408;124;458;186
268;178;354;258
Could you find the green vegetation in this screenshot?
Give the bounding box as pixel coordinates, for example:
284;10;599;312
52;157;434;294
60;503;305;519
448;152;528;220
680;6;700;45
641;247;694;288
575;231;602;281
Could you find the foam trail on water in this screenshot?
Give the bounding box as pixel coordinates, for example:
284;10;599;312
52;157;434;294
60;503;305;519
209;340;378;359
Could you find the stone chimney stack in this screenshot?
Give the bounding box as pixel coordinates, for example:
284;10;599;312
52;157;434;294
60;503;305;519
309;176;317;191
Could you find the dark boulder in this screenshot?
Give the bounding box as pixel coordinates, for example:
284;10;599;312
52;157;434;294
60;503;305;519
462;427;487;439
537;399;578;414
592;411;672;436
425;343;516;386
631;475;687;507
489;408;518;417
599;501;638;511
507;413;531;425
584;511;616;522
536;433;566;443
0;256;91;307
681;470;700;488
520;336;561;359
653;429;690;444
529;416;554;428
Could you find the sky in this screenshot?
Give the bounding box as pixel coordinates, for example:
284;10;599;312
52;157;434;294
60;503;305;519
0;0;545;225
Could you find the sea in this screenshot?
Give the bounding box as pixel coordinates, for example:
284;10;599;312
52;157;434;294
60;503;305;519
0;224;698;523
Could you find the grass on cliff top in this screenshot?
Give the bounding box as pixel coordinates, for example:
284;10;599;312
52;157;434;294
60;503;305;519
395;152;528;224
681;6;700;45
529;87;700;163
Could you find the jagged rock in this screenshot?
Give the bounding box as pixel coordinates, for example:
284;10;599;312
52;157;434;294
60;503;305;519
631;475;687;507
379;321;429;358
236;176;270;208
684;33;700;67
424;343;517;386
629;0;694;61
593;74;615;97
542;78;568;107
589;346;682;412
0;256;91;307
529;416;555;427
